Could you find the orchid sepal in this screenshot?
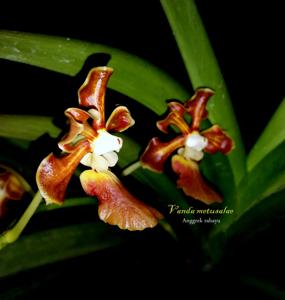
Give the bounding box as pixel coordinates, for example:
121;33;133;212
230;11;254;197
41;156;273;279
78;66;113;130
140;136;185;172
36;141;91;205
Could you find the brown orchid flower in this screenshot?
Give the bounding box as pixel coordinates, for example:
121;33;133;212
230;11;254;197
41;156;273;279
36;67;162;231
140;88;234;205
0;166;25;218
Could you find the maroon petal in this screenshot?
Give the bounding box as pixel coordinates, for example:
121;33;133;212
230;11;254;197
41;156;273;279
140;135;185;172
0;171;25;218
157;111;190;134
184;88;214;130
36;141;90;204
106;106;135;132
202;125;234;155
78;66;113;130
58;108;94;152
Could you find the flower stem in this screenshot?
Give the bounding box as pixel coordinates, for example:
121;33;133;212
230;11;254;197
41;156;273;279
122;161;142;176
0;191;42;250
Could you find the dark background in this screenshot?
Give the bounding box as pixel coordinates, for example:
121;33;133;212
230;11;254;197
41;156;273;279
0;1;284;298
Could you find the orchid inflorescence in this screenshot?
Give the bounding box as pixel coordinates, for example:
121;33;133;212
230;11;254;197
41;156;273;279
140;88;234;205
36;67;163;231
36;66;234;232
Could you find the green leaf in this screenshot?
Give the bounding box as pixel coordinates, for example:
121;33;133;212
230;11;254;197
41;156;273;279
208;188;285;263
247;99;285;171
0;30;188;115
160;0;246;185
0;114;60;140
227;189;285;239
209;141;285;253
238;140;285;214
0;222;122;278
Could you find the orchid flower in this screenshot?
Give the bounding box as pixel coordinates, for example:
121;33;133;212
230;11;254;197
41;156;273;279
36;67;162;231
140;88;234;205
0;166;25;219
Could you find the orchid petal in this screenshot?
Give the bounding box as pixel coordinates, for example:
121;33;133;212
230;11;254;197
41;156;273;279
168;101;186;116
140;135;185;172
80;170;163;231
58;108;93;152
0;171;24;218
78;66;113;130
202;125;234;155
184;88;214;130
171;154;222;204
157;111;190;134
106;106;135;132
36;141;90;205
5;174;25;200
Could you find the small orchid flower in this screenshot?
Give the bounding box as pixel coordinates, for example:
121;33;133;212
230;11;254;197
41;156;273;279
140;88;234;205
36;67;162;231
0;166;25;219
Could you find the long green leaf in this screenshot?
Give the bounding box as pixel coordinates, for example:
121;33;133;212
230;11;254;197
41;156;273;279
227;189;285;239
238;140;285;214
0;114;60;140
160;0;246;185
208;188;285;263
0;222;122;278
210;141;285;249
0;30;188;115
247;99;285;171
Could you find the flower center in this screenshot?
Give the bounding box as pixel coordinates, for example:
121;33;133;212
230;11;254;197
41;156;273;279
80;129;123;172
178;131;208;161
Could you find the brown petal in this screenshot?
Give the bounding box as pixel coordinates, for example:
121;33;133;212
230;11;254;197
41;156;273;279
106;106;135;132
0;171;25;218
36;141;90;205
157;111;190;134
80;170;163;231
78;67;113;129
202;125;234;154
58;108;93;152
168;101;186;116
184;88;214;130
140;136;185;172
171;154;222;205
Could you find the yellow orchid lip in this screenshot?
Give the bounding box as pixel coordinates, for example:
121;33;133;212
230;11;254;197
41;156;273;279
36;66;162;231
140;88;234;204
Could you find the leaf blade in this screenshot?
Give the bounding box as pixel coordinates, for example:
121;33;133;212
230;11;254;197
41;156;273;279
0;222;122;278
0;114;60;140
247;99;285;171
0;30;188;115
